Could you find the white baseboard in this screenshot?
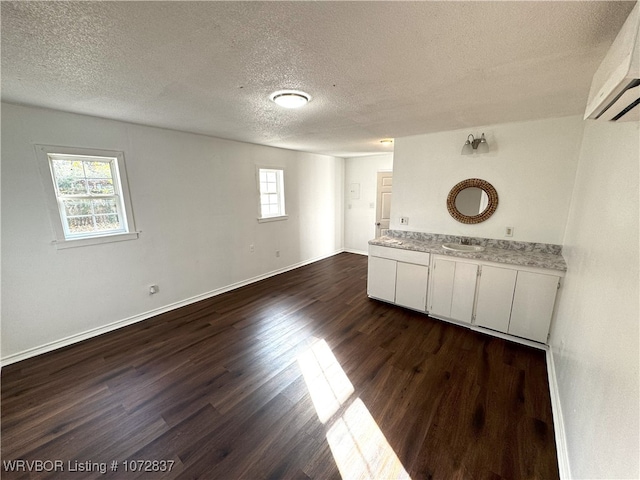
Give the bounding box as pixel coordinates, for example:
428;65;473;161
546;347;571;479
1;249;345;367
343;248;368;256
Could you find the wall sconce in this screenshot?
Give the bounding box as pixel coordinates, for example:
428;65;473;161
461;133;489;155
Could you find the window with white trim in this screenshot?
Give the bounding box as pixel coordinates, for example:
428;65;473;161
258;167;287;221
36;145;138;248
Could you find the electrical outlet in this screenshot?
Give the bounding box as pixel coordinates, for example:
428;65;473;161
275;250;280;258
505;226;514;237
400;217;409;225
249;244;255;253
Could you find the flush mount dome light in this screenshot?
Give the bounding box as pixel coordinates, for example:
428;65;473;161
269;90;311;108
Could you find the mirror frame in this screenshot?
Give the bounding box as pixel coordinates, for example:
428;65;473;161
446;178;498;224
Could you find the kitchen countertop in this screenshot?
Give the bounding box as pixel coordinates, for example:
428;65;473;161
369;235;567;272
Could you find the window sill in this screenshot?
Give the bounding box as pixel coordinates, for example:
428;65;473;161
53;231;139;249
257;215;289;224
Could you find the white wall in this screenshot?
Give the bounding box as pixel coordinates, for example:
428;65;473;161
344;154;393;254
392;116;584;244
550;120;639;479
1;103;344;362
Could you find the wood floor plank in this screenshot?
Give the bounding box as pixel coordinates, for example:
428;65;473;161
1;253;559;479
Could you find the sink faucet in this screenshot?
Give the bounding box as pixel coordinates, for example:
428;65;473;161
460;237;471;245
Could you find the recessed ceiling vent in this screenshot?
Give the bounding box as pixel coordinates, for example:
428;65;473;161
585;2;640;122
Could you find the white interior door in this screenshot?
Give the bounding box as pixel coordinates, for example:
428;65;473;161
375;172;393;237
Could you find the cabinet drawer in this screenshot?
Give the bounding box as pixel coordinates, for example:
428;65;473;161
369;245;430;266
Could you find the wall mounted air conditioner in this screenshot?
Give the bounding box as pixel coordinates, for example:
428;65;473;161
584;2;639;122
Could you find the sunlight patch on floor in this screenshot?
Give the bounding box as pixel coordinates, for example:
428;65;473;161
327;398;411;480
297;339;412;479
297;338;355;423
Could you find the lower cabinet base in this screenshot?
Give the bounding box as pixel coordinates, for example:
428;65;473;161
469;322;547;350
368;295;548;351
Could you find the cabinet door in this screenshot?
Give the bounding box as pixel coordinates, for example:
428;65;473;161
474;266;517;333
428;257;478;323
509;271;559;343
367;256;397;302
428;258;456;317
395;262;428;311
450;262;478;323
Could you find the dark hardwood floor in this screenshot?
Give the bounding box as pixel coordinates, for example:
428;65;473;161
1;253;559;479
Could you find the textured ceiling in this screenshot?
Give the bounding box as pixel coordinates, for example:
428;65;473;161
1;1;635;157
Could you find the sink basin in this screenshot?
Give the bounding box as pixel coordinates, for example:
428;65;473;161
442;243;485;252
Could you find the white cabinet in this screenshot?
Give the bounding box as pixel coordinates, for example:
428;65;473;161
509;271;559;343
429;258;455;317
367;245;430;312
428;257;478;323
368;247;561;345
474;265;559;343
395;262;429;311
475;265;517;333
367;255;397;302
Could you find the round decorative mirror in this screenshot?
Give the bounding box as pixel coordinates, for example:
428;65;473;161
446;178;498;224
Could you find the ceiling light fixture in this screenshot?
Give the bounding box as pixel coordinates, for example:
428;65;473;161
380;138;394;145
461;133;489;155
269;90;311;109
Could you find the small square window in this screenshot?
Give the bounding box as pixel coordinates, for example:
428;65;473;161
257;167;287;222
36;145;138;248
